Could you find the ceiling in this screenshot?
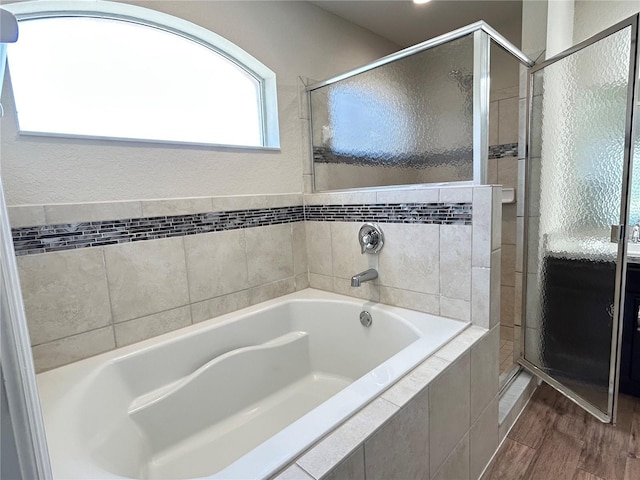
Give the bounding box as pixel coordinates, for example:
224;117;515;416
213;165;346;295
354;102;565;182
311;0;523;48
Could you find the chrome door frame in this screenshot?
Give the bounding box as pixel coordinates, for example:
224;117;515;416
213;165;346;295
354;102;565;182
519;14;640;423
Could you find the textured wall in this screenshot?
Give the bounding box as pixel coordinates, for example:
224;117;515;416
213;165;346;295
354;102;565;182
0;1;398;204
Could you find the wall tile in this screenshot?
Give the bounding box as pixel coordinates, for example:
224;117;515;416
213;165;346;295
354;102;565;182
104;237;189;322
439;187;472;204
472;187;492;268
502;204;517;246
248;278;296;305
140;197;213;217
295;273;310;291
273;464;313;480
309;273;333;292
439;225;472;301
501;285;515;328
489;102;499;147
323;446;365;480
297;398;398;479
432;434;470;480
184;229;248;303
246;224;294;286
501;325;514;342
210;194;301;211
306;221;333;276
376;188;439;204
492;86;519;102
440;297;470;322
331;222;378;280
378;223;439;295
304;192;377;206
379;286;439;315
382;357;449;407
498;97;519;144
471;267;491;329
429;353;470;476
365;387;429;480
190;290;251;323
434;326;486;363
7;205;46;228
44;201;142;224
32;327;115;373
488;158;498;185
470;396;499;480
501;244;516;287
497;157;518;189
470;326;499;423
114;306;191;347
292;222;308;276
17;249;112;345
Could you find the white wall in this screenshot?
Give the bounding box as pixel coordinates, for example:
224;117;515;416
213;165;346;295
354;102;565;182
574;0;640;44
0;0;398;205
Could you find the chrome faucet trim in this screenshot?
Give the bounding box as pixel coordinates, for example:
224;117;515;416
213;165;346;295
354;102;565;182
351;268;378;287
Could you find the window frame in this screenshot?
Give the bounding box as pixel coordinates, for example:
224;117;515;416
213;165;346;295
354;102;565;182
3;0;280;150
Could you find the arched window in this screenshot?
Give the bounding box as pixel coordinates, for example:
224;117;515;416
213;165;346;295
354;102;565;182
3;1;279;148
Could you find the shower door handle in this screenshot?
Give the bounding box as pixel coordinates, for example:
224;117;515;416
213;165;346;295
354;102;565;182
637;305;640;332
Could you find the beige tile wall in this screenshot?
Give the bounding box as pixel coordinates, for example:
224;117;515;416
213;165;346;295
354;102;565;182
11;185;501;372
489;86;520;350
275;324;500;480
12;194;307;372
305;186;502;329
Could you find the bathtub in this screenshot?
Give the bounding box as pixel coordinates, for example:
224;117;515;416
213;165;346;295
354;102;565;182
36;288;468;480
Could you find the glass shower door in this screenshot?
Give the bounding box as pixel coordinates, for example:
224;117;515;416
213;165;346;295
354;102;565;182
521;16;638;422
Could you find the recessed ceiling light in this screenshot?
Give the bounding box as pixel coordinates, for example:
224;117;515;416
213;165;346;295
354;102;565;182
413;0;432;4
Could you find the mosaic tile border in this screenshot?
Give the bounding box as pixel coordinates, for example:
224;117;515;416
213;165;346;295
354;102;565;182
488;142;518;159
305;203;471;225
12;202;472;256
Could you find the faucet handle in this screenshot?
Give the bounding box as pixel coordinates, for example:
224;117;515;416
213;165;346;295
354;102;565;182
358;223;384;255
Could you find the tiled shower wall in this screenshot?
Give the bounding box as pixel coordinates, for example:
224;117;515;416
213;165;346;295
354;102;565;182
488;85;520;357
9;186;500;373
304;186;501;329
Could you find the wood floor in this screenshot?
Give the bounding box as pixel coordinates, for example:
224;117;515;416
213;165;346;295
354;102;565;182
482;383;640;480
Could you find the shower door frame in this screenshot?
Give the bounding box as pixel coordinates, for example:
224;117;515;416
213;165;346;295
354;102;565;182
519;14;640;424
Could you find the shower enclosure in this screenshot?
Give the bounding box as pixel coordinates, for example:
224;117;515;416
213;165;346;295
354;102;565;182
308;14;640;424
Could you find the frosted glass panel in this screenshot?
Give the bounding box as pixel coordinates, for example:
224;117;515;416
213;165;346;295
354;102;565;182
524;26;633;414
310;35;474;191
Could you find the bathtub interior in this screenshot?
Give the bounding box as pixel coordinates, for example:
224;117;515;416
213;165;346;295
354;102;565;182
57;295;428;479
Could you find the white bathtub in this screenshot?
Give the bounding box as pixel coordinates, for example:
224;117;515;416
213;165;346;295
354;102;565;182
36;289;468;480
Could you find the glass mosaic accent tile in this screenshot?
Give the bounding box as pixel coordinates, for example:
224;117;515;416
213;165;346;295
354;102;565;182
13;202;472;256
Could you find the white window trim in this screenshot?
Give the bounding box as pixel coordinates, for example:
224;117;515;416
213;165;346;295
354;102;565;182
3;0;280;149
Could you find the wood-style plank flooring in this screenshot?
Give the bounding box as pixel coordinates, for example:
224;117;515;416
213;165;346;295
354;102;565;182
483;383;640;480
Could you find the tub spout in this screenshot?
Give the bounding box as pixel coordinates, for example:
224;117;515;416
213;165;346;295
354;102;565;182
351;268;378;287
